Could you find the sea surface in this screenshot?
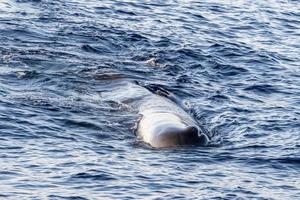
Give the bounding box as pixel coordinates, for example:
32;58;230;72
0;0;300;199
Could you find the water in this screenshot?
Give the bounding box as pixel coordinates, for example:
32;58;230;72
0;0;299;199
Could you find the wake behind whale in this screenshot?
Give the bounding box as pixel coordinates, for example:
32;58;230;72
101;81;209;148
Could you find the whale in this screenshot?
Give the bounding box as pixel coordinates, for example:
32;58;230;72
101;81;209;148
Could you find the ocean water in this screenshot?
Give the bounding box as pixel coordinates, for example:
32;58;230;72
0;0;299;199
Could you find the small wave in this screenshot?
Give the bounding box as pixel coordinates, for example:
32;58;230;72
244;84;282;95
63;119;101;130
81;44;112;54
276;157;300;165
208;93;230;102
71;170;116;181
16;0;42;2
207;58;249;76
48;195;88;200
115;9;137;16
15;70;39;79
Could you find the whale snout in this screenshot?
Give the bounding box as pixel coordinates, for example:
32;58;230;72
180;126;198;143
156;125;209;148
180;126;208;146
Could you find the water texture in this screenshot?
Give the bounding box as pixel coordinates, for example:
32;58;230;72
0;0;299;199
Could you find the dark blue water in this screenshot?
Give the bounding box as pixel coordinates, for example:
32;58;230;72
1;0;300;199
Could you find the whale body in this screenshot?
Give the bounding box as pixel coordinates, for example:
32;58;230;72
101;81;209;148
